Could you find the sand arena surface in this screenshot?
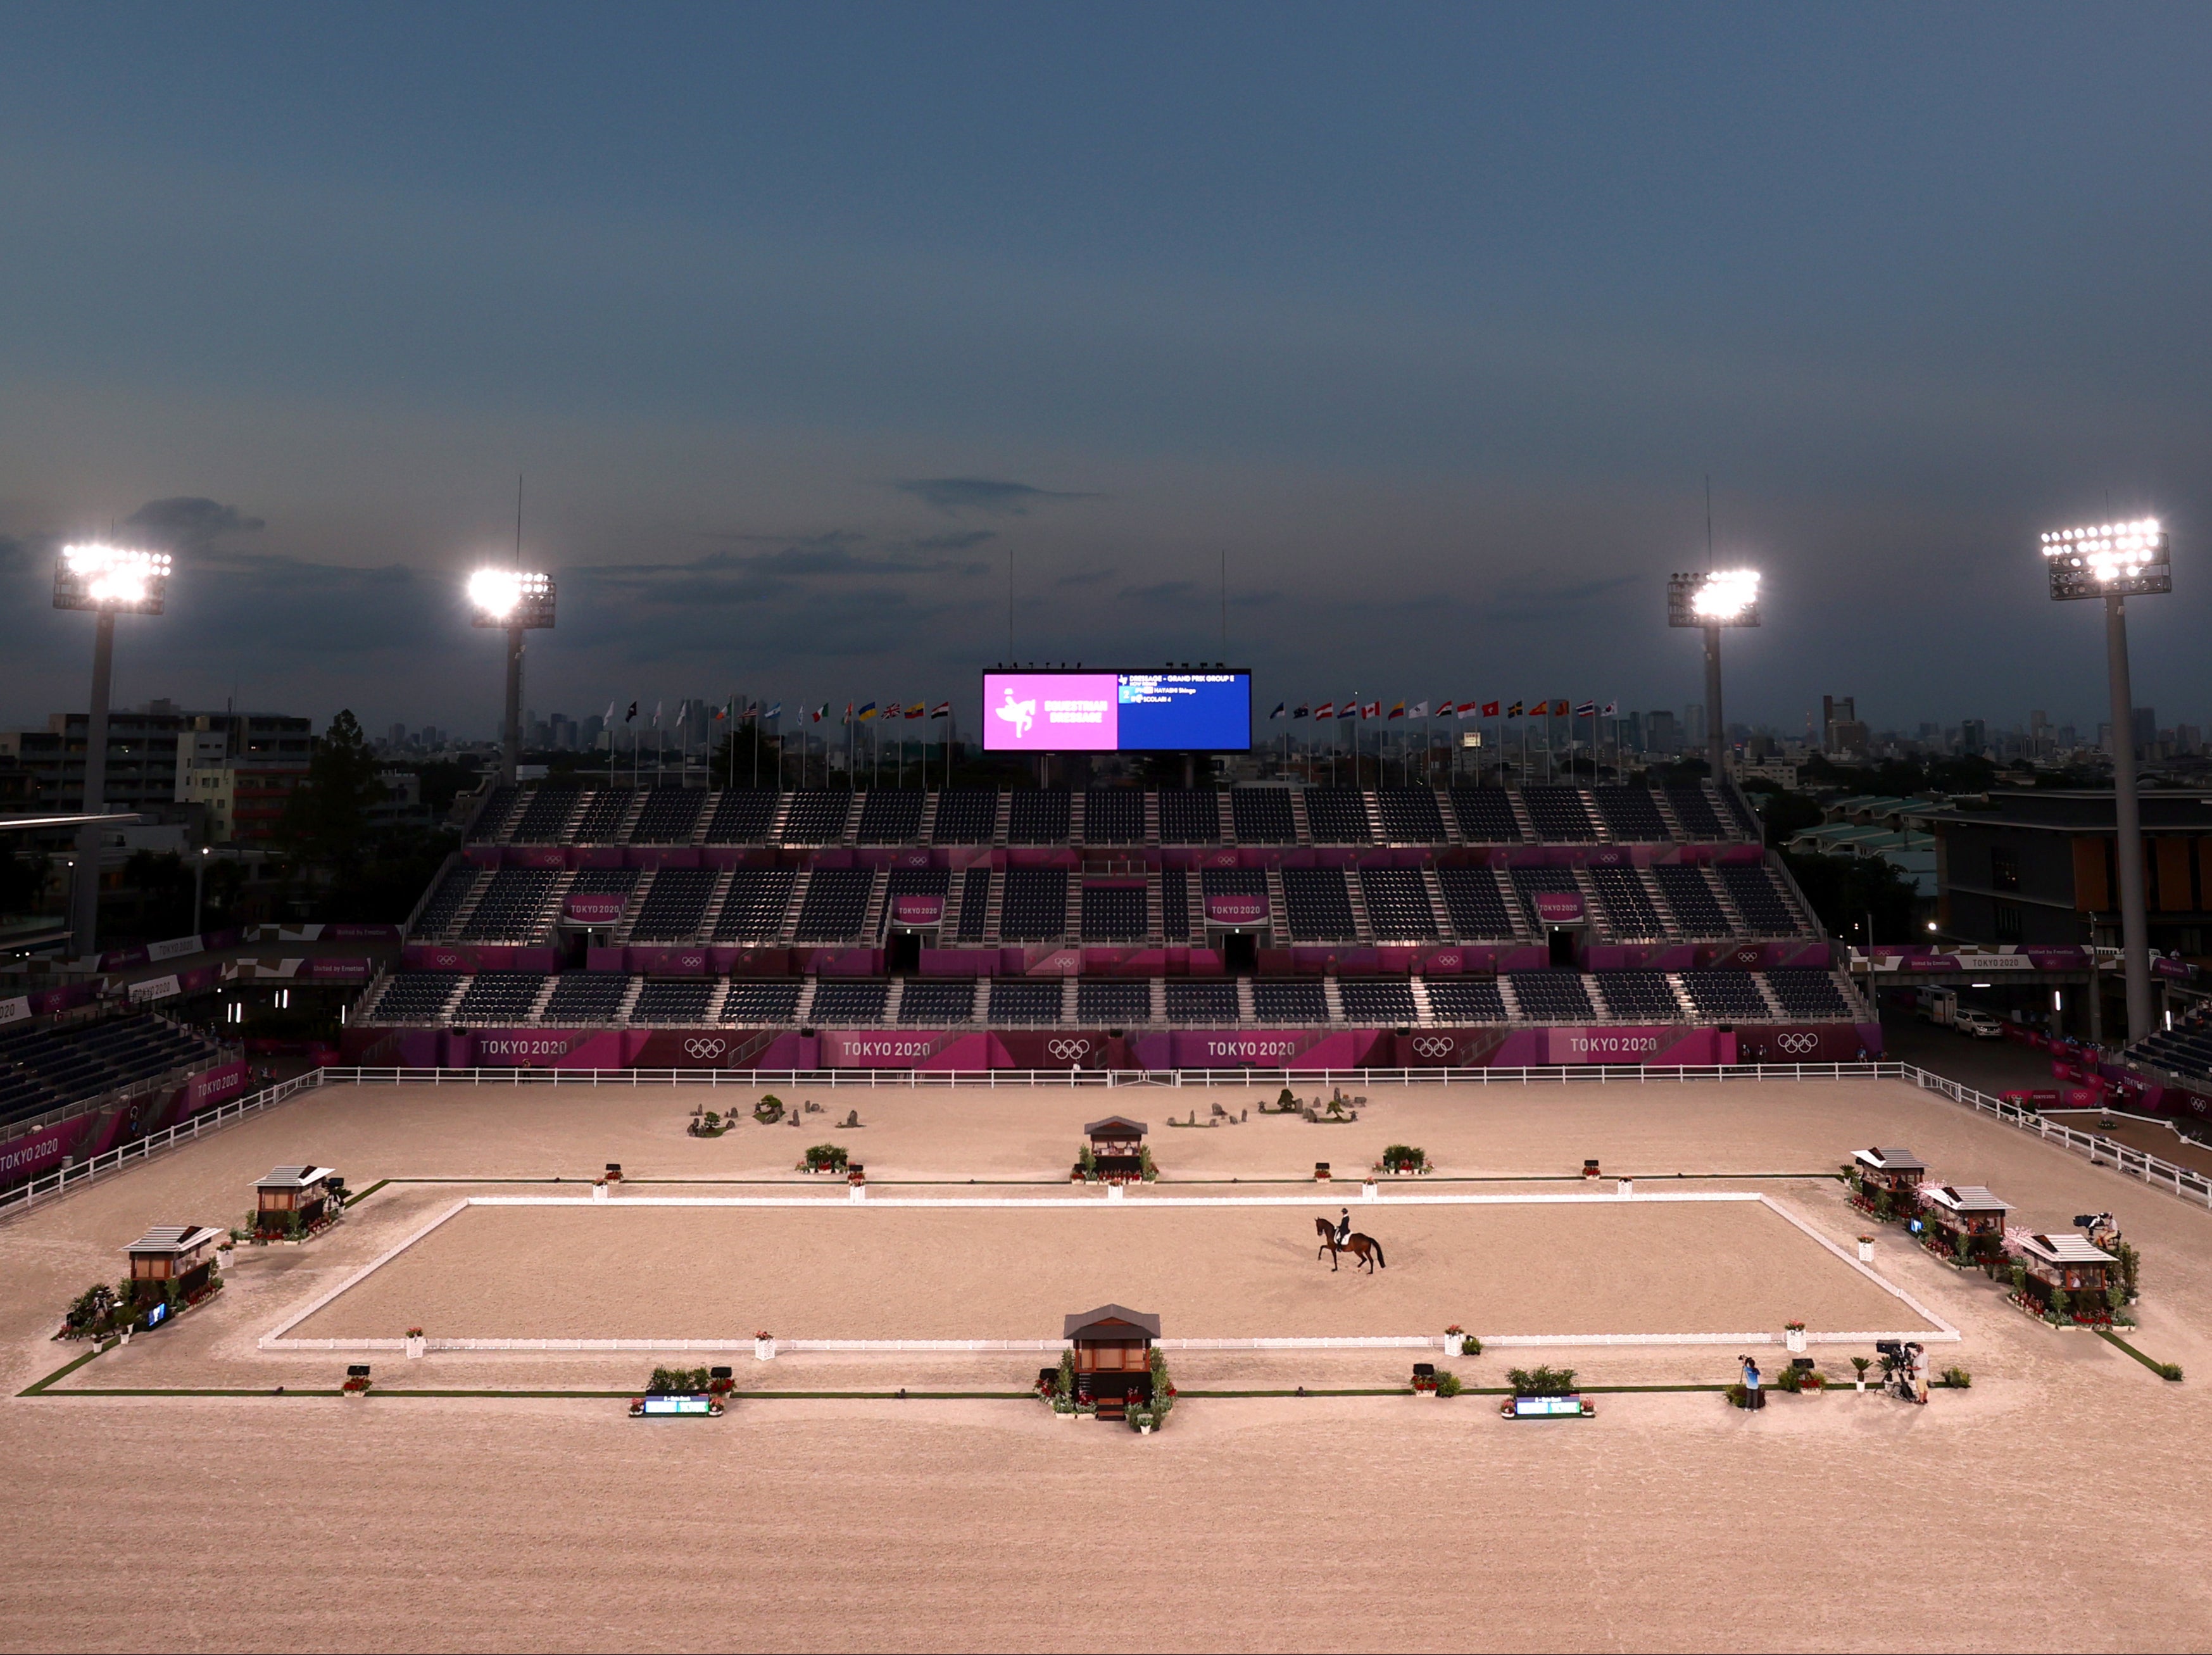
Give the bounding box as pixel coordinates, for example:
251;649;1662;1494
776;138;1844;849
293;1195;1935;1341
6;1073;2212;1652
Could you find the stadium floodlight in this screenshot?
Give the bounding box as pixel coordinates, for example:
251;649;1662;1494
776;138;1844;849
2043;516;2168;1043
1668;569;1761;782
468;568;555;784
53;543;174;957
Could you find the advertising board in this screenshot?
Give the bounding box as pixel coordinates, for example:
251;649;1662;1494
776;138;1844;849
981;669;1250;753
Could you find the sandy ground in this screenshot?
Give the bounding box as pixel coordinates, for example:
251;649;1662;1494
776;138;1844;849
292;1196;1933;1341
2044;1109;2212;1180
5;1074;2212;1652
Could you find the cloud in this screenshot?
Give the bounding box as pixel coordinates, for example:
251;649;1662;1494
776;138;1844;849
1053;567;1115;587
123;496;266;550
1117;579;1198;603
893;477;1098;517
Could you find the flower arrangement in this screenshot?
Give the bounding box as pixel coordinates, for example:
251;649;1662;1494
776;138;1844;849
406;1326;424;1339
1783;1320;1806;1332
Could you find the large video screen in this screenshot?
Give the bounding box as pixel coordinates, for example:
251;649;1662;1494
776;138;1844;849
981;670;1251;752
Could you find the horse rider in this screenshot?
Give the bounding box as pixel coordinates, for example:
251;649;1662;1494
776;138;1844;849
1335;1207;1352;1247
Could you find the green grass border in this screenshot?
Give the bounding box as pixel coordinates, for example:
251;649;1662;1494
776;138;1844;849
19;1337;118;1396
2096;1328;2184;1380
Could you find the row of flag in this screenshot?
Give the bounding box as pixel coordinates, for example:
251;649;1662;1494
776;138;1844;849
601;699;955;729
1268;698;1619;721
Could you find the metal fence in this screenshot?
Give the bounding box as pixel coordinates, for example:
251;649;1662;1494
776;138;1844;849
313;1061;1907;1088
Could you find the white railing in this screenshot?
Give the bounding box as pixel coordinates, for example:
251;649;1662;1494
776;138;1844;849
1899;1063;2212;1210
0;1068;327;1219
310;1061;1907;1089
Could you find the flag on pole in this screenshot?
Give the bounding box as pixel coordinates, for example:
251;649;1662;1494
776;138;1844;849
1602;701;1617;715
812;703;827;722
857;702;877;721
1409;701;1430;719
1361;700;1381;719
652;700;663;727
765;702;783;721
1338;701;1359;720
1574;700;1597;718
1312;701;1333;720
1481;701;1500;718
905;702;924;719
1293;703;1310;719
1269;702;1287;719
625;700;639;723
1507;702;1523;717
930;701;951;719
1386;701;1407;719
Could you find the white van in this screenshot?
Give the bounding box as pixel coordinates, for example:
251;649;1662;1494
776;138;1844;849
1952;1009;2004;1040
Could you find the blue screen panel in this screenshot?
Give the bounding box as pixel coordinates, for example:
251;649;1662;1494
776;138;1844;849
1115;673;1250;752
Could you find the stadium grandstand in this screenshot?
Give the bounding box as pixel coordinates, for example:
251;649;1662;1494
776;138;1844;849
347;778;1873;1068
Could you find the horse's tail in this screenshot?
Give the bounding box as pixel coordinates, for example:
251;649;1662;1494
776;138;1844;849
1371;1238;1386;1269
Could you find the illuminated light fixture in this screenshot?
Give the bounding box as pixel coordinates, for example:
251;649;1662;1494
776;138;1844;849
54;543;172;614
1668;568;1761;627
467;567;555;629
2040;517;2168;600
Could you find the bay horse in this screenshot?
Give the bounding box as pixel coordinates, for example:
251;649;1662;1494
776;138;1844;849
1315;1216;1386;1273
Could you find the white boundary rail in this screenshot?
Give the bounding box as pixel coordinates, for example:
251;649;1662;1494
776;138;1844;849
11;1057;2209;1221
256;1188;1958;1356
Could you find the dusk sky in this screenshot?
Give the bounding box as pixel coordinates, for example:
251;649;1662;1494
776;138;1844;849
3;5;2208;741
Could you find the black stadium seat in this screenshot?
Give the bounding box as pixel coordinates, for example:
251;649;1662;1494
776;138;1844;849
1007;791;1072;845
1229;788;1297;845
1082;790;1145;845
932;789;1000;845
998;868;1069;941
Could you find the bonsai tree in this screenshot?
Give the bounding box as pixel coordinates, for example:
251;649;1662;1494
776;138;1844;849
754;1095;785;1124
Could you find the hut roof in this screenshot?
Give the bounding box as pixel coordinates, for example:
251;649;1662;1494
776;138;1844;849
1083;1116;1148;1139
1854;1145;1926;1172
127;1224;223;1256
1062;1304;1162;1342
256;1166;337;1190
2018;1231;2116;1266
1923;1183;2010;1215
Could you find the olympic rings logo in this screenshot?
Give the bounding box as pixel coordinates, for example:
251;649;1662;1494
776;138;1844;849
1775;1032;1818;1055
1409;1036;1458;1060
683;1038;729;1060
1045;1038;1092;1060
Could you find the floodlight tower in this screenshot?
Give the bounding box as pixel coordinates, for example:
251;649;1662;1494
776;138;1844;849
1667;569;1760;782
53;543;172;958
2042;516;2168;1044
468;569;556;784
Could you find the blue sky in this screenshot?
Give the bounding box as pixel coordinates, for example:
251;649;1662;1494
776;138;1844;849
3;4;2208;739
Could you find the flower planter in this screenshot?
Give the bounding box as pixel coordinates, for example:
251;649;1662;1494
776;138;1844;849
753;1337;777;1361
1857;1239;1875;1263
1106;1183;1125;1202
592;1182;609;1204
405;1335;427;1360
1616;1179;1634;1197
1784;1328;1808;1355
1138;1424;1152;1435
1361;1181;1378;1202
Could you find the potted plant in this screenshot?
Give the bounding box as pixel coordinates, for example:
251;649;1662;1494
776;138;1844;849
753;1330;776;1361
1856;1235;1876;1263
1783;1319;1808;1355
1851;1356;1871;1393
405;1326;427;1360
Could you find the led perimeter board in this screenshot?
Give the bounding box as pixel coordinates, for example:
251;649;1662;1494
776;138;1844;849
981;669;1252;753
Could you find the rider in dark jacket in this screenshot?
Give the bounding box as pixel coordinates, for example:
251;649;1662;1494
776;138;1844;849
1335;1208;1352;1245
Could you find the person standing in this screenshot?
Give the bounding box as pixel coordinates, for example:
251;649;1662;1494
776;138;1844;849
1743;1356;1764;1410
1908;1341;1930;1406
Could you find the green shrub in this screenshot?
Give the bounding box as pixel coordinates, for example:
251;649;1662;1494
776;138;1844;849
754;1095;784;1123
2159;1362;2184;1382
1939;1366;1971;1388
1148;1347;1174;1419
1277;1086;1296;1111
803;1143;848;1173
2009;1263;2028;1297
1507;1365;1576;1397
1435;1371;1462;1398
1775;1364;1805;1393
1726;1382;1750;1409
1380;1143;1426;1172
1951;1233;1971;1261
1056;1350;1076;1402
2051;1288;2071;1321
648;1366;712;1395
1139;1145;1159;1181
1460;1335;1480;1357
1850;1356;1872;1380
2111;1240;2141;1300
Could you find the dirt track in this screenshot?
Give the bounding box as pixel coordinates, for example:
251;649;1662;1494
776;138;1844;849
5;1074;2212;1652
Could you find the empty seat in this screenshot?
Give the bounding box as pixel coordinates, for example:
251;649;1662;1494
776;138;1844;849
370;974;465;1023
1304;788;1373;844
1521;786;1597;841
1358;868;1436;940
458;869;560;941
1664;788;1726;840
793;868;876;941
512;788;583;843
1436;867;1518;939
987;978;1064;1024
1716;785;1763;838
1337;978;1417;1024
467;786;519;843
1653;865;1731;937
704;789;779;844
720;979;804;1023
781;790;854;845
998;868;1069;941
1163;979;1238;1023
453;972;547;1023
1507;971;1595;1020
1251;980;1328;1023
1080;884;1148;941
1081;790;1145;845
898;978;978;1024
1229;788;1296;844
569;867;639;901
1592;788;1670;841
931;789;1000;844
1159;867;1190;943
631;980;717;1024
629;869;719;941
1374;789;1447;843
1678;970;1769;1020
1717;864;1800;935
1509;867;1581;928
572;790;635;842
1076;979;1150;1025
857;790;926;844
1588;865;1666;938
808;979;891;1024
1448;787;1521;843
413;866;482;938
1007;790;1072;845
713;869;798;941
630;788;707;844
540;972;629;1023
1157;790;1221;845
954;866;993;943
1764;969;1854;1019
1424;978;1507;1023
1281;868;1357;940
884;864;951;915
1592;971;1681;1021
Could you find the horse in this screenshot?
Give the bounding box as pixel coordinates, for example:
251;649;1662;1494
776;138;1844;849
1315;1216;1386;1273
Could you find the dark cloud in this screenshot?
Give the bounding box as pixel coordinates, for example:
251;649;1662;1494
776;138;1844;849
1053;568;1115;587
124;496;266;551
1118;579;1198;603
893;478;1098;517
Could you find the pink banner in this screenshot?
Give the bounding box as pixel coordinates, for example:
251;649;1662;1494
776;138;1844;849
1203;893;1269;925
1533;891;1584;924
182;1060;250;1116
306;957;372;981
565;893;627;922
890;894;945;926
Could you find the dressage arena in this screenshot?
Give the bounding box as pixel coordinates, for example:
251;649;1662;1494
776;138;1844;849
8;1069;2212;1653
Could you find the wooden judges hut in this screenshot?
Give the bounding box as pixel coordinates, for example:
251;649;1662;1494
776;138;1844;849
255;1166;341;1237
1064;1304;1159;1421
125;1224;223;1307
1083;1117;1148;1184
1921;1183;2011;1260
1854;1146;1926;1214
2014;1231;2120;1317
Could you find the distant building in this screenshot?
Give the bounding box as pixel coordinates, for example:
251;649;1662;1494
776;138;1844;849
1959;718;1987;757
0;703;311;826
1645;709;1679;756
